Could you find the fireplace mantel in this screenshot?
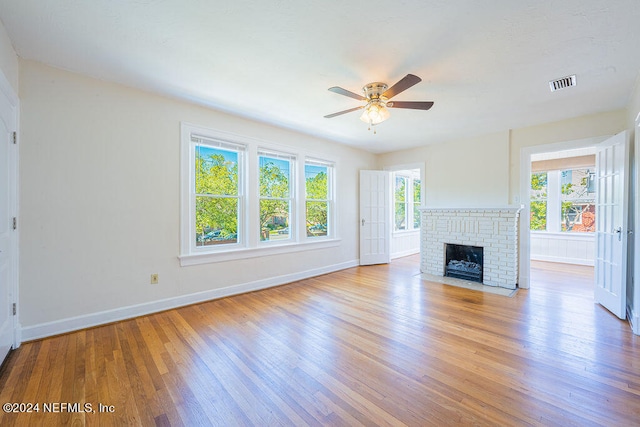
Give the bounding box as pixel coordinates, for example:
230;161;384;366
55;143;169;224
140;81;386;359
419;207;522;289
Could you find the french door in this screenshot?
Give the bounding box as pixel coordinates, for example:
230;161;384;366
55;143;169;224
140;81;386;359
359;170;390;265
594;131;628;319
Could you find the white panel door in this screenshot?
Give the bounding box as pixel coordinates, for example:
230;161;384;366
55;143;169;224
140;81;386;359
594;132;628;319
0;84;17;363
359;170;390;265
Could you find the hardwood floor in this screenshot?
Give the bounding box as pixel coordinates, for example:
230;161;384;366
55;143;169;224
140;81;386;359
0;256;638;426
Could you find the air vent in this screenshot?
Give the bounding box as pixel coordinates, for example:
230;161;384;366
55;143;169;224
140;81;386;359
549;75;576;92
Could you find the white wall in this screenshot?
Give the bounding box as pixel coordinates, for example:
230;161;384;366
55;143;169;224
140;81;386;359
391;231;420;259
378;131;511;208
530;233;595;266
18;60;376;338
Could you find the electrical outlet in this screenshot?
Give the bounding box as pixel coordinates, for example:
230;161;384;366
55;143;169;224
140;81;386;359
150;273;159;284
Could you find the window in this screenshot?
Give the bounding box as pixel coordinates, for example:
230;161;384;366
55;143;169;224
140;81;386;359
530;172;547;231
259;151;294;242
560;168;595;232
193;139;244;248
181;123;339;265
305;160;333;238
393;170;421;232
395;176;408;230
530;168;595;233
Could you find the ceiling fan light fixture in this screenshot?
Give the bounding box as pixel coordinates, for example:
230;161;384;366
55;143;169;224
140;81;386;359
360;102;390;125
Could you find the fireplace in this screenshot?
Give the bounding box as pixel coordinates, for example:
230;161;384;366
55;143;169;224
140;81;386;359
419;207;521;289
445;244;483;283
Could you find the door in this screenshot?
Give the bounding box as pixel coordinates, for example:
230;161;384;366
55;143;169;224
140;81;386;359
594;131;628;319
0;78;17;363
359;170;390;265
0;99;16;364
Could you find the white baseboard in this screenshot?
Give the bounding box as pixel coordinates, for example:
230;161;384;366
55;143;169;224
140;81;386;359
530;254;594;266
391;248;420;259
21;259;359;342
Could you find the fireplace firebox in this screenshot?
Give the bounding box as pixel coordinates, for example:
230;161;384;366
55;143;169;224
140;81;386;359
445;244;484;283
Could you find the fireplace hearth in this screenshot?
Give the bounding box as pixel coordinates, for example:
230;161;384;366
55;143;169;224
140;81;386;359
445;244;483;283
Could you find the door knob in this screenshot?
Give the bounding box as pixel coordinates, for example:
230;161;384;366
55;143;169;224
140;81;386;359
361;218;365;226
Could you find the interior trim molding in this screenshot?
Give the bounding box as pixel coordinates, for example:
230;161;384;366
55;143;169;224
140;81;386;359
21;259;359;342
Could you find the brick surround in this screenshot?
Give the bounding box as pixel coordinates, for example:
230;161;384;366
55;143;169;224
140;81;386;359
419;207;522;289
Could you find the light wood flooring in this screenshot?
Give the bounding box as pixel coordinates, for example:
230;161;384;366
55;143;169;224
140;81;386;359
0;256;638;426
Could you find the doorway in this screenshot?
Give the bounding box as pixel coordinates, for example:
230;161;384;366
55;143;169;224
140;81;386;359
384;163;424;261
528;147;597;293
520;132;630;321
519;136;607;290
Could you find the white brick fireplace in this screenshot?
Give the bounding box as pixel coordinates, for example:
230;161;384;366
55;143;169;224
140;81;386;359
419;207;522;289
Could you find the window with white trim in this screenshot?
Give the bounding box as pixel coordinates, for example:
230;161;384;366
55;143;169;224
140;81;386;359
530;168;595;233
413;177;422;229
192;136;245;249
180;123;339;265
305;159;333;238
393;169;421;232
259;150;295;242
560;168;595;232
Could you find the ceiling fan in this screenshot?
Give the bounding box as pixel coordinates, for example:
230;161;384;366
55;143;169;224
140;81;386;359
324;74;434;132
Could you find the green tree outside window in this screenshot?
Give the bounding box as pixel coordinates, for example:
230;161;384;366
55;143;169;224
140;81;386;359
194;146;239;246
305;164;329;237
395;176;407;230
530;172;547;231
259;155;291;241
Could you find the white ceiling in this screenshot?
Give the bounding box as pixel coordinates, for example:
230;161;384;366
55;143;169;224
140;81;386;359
0;1;639;153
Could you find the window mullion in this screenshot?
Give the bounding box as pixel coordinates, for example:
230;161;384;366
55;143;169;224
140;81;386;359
547;170;561;232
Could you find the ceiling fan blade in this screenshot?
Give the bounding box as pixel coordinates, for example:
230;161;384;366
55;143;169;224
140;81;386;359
328;86;366;101
388;101;434;110
324;106;364;118
382;74;422;99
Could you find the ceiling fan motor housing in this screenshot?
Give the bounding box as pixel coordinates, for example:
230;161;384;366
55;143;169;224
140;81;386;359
362;82;388;101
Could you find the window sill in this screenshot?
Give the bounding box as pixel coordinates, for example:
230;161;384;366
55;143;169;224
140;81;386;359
179;238;342;266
